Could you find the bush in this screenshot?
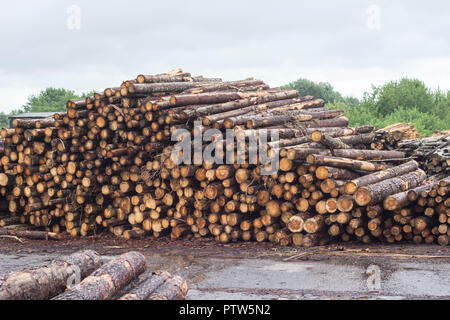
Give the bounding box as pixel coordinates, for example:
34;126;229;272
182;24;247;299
289;77;450;137
282;78;344;104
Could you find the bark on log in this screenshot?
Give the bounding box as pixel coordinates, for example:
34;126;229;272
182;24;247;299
53;252;146;300
311;132;351;149
119;271;171;300
0;229;60;240
147;275;188;300
136;73;192;83
287;148;404;161
344;160;419;195
354;169;427;206
307;154;388;171
0;250;102;300
339;133;376;145
129;82;199;94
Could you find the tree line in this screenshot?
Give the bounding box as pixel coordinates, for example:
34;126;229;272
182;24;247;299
1;78;449;136
0;88;94;129
282;78;450;137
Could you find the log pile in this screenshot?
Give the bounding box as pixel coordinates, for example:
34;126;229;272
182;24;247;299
432;130;450;137
398;134;450;177
383;177;450;245
0;250;188;300
371;123;421;151
0;69;448;247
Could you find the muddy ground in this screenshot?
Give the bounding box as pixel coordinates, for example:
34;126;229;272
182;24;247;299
1;236;450;299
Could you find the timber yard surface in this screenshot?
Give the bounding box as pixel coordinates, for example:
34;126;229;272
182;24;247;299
1;237;450;299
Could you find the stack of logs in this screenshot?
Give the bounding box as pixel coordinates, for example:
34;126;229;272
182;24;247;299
371;123;421;151
0;69;448;247
398;134;450;177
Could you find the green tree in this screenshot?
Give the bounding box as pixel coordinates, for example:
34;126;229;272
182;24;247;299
362;78;435;116
21;88;80;113
281;78;344;104
0;112;9;129
285;76;450;137
0;88;95;129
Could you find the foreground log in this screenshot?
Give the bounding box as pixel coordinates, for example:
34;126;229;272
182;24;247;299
0;250;102;300
147;276;188;300
119;271;171;300
53;252;146;300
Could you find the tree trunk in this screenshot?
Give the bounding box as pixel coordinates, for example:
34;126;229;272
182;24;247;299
130;82;199;94
0;229;61;240
246;110;345;129
344;160;419;195
311;132;351;149
53;252;146;300
339;133;376;145
119;271;172;300
147;276;188;300
307;154;388;171
354;169;427;206
0;250;102;300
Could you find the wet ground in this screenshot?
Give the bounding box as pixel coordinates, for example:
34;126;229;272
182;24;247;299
1;236;450;299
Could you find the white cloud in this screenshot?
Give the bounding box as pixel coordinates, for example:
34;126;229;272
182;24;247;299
0;0;449;112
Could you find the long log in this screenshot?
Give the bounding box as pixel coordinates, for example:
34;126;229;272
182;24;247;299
136;73;192;83
344;160;419;195
119;271;171;300
287;148;404;161
0;250;102;300
147;275;188;300
311;131;351;149
0;229;61;240
246;110;345;129
53;252;146;300
129;82;199;94
354;169;427;206
306;154;388;171
384;176;441;210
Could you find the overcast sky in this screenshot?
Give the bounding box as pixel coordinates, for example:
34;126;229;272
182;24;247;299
0;0;449;113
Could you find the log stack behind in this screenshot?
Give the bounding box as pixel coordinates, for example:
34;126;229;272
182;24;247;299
0;69;448;247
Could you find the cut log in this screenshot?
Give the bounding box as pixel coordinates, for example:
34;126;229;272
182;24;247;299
354;169;427;206
287;148;404;161
119;271;171;300
311;132;351;149
0;250;102;300
287;213;312;233
53;252;146;300
307;154;388;171
344;160;419;195
147;275;188;300
0;229;60;240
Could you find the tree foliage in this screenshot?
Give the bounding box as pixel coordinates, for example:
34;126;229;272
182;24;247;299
21;88;95;113
282;78;344;104
0;112;9;129
1;88;95;129
286;77;450;137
